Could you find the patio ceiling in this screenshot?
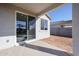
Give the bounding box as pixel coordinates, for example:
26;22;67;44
12;3;64;16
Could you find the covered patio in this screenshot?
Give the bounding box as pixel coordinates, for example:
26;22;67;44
0;3;79;56
0;38;72;56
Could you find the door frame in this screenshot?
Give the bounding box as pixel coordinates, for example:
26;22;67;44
15;11;36;43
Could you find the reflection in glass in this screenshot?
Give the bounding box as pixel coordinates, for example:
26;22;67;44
41;19;48;30
28;16;36;40
16;12;36;42
16;13;27;42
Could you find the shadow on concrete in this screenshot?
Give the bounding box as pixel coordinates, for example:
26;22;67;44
19;42;73;56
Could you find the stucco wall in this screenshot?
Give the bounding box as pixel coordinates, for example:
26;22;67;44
36;15;50;40
0;4;16;49
72;4;79;56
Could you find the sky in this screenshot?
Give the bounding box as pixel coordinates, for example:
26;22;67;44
48;3;72;22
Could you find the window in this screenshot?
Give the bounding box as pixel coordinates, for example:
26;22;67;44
41;19;48;30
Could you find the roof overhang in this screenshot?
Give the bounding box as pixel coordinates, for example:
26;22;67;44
12;3;64;16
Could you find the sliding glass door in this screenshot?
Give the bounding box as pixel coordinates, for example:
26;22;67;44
16;12;36;42
28;16;36;40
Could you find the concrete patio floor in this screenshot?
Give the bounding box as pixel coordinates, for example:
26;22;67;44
42;35;72;53
0;40;72;56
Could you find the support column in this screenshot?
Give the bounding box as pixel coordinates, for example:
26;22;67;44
72;3;79;56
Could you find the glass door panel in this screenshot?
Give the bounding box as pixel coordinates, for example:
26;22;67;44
16;12;27;42
28;16;36;40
